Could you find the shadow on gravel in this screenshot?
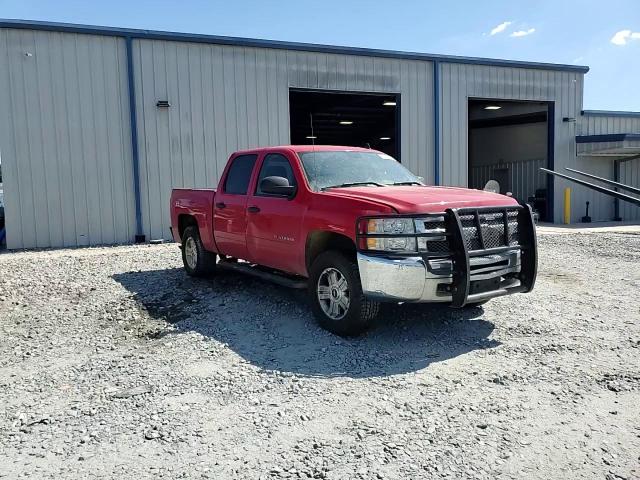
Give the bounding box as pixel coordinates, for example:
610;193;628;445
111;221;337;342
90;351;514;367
113;268;500;378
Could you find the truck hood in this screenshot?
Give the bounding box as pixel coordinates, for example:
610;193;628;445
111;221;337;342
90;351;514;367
324;185;518;213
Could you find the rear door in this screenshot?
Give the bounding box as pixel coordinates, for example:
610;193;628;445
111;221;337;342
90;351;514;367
213;153;258;260
246;152;307;274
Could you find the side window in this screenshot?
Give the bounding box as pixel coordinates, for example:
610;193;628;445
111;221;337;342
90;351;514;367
223;154;257;194
256;154;297;195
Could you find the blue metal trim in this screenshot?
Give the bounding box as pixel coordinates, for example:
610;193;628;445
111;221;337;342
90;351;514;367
576;134;640;143
546;102;555;223
0;19;590;73
125;36;144;242
581;110;640;118
433;61;440;185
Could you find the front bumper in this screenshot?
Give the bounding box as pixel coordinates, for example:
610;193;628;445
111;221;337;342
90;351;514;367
356;205;537;307
358;250;522;303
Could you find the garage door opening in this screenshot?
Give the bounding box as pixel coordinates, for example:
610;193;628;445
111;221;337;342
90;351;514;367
468;99;553;221
289;89;400;159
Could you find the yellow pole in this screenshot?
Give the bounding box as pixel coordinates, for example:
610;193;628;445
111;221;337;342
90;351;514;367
564;187;571;224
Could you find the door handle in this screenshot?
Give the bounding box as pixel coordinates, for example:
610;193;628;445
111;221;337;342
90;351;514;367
247;206;261;213
215;202;226;209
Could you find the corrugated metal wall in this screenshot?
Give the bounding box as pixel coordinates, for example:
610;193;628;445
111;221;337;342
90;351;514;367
577;112;640;221
438;64;584;222
470;157;547;204
0;28;135;249
571;155;616;221
580;113;640;136
619;157;640;220
133;39;434;240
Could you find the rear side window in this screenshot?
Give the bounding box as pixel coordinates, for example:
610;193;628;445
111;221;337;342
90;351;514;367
256;153;297;195
223;154;257;194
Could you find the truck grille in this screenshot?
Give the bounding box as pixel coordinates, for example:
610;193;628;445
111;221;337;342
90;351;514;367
459;211;519;250
417;219;450;253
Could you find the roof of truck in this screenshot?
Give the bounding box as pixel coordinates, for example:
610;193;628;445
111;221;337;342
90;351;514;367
233;145;382;155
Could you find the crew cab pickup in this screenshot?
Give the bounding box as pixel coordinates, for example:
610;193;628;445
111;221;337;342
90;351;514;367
170;146;537;336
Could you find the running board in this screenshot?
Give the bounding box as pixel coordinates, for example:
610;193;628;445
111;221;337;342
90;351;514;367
217;260;308;289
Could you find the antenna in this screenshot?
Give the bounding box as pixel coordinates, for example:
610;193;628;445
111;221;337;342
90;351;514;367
309;112;315;146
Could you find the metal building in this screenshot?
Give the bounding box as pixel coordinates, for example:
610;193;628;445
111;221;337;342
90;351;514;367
0;20;638;250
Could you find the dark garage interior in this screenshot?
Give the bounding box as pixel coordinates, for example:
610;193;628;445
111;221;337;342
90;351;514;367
468;99;551;221
289;89;399;158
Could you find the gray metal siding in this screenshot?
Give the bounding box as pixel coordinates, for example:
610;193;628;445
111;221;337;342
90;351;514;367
579;114;640;136
620;157;640;220
577;113;640;221
571;156;616;221
133;39;434;240
470;157;547;204
0;28;135;249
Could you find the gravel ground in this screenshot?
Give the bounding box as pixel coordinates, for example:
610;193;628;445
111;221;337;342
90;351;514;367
1;231;639;479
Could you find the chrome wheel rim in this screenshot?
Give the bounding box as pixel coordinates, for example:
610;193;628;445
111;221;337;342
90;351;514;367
317;267;350;320
184;237;198;270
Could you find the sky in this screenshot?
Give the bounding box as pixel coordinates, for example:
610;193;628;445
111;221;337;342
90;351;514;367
2;0;640;111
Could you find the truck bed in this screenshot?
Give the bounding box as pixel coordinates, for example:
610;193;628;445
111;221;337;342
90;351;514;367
170;188;217;250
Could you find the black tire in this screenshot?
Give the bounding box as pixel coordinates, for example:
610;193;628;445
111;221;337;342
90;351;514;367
181;226;217;277
308;250;379;337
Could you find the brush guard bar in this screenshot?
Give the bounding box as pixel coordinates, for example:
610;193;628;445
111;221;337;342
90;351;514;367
445;204;537;307
356;204;537;306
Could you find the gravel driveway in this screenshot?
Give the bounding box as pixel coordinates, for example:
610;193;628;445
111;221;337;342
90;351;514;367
1;231;639;479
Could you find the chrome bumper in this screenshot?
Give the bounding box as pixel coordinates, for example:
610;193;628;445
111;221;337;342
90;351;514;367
357;250;522;304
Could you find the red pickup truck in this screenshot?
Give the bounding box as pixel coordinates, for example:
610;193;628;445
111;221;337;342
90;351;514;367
170;146;537;336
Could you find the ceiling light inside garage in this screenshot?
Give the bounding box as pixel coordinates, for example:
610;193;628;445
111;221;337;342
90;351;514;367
380;137;391;140
339;120;353;125
305;135;317;139
484;105;502;110
383;101;396;106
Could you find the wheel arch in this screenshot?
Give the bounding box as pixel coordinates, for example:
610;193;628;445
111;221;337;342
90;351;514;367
177;214;199;240
305;230;356;273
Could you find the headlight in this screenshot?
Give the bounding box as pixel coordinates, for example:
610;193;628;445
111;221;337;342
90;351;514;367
359;217;417;253
366;236;417;252
366;218;415;234
358;216;449;254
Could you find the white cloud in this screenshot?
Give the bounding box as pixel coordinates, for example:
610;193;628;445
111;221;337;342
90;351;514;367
490;21;512;36
510;28;536;38
611;29;640;45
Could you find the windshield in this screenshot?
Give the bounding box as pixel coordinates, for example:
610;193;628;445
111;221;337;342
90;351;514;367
298;150;422;191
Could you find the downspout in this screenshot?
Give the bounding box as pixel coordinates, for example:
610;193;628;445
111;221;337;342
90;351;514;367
125;36;145;242
433;60;440;185
613;159;621;221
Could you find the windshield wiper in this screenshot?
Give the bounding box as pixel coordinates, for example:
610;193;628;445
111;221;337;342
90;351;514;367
322;181;385;190
388;181;423;186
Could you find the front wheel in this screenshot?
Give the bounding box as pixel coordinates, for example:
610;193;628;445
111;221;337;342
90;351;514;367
181;226;217;277
308;251;379;336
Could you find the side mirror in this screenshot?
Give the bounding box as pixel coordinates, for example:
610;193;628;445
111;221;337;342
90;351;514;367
260;176;297;197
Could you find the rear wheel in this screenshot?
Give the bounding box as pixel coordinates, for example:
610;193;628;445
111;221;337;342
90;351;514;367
308;250;379;336
181;226;217;277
